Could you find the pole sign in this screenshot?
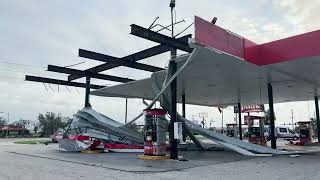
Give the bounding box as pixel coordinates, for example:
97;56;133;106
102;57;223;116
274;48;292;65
234;104;265;113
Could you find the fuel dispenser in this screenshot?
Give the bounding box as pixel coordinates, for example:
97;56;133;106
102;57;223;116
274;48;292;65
144;109;168;156
248;116;266;146
226;123;237;138
297;121;312;145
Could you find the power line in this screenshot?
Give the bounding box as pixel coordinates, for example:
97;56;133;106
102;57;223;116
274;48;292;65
0;61;46;69
0;68;47;74
0;75;24;80
64;61;86;68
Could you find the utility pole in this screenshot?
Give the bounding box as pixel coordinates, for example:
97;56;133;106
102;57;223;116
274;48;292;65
170;0;177;59
210;119;215;128
199;112;207;128
202;116;205;128
291;109;294;130
125;98;128;123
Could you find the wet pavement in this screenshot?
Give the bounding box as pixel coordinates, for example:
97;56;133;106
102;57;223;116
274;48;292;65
1;138;320;180
5;143;251;173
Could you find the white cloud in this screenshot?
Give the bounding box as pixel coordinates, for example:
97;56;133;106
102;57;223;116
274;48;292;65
0;0;318;128
272;0;320;34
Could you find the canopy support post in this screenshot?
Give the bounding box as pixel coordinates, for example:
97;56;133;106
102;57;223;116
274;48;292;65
182;94;187;141
238;103;243;140
85;76;91;108
169;60;178;160
182;94;186;118
268;83;277;149
315;96;320;143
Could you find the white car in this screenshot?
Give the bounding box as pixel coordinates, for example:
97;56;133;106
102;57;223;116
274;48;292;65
266;127;299;141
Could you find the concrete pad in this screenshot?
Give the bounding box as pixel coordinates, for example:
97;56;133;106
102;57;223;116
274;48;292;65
7;144;251;173
1;141;320;179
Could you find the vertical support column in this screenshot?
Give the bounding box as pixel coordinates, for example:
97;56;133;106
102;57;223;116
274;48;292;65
85;76;91;108
182;94;186;118
125;98;128;124
268;83;277;149
181;94;187;141
238;103;242;140
169;2;178;159
169;60;178;160
315;96;320;143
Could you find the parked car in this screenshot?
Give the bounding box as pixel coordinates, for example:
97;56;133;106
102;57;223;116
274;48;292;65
50;131;64;143
266;127;298;141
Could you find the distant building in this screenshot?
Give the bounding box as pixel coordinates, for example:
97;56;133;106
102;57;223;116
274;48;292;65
0;125;30;137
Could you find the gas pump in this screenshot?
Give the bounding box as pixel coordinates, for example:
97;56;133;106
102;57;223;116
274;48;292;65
297;121;312;145
226;123;237;138
248;116;266;146
144;109;168;156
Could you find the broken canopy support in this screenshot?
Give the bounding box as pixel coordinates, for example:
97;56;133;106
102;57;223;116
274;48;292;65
238;103;243;140
315;96;320;143
48;65;135;83
25;75;105;89
78;49;165;72
68;34;191;81
268;83;277;149
130;24;193;53
169;60;178;159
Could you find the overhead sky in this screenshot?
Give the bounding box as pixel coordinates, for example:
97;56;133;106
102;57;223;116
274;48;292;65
0;0;320;128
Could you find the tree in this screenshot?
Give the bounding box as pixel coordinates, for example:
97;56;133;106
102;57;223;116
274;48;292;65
0;117;6;126
61;117;73;134
33;126;39;134
13;119;31;129
38;112;72;136
309;117;318;137
310;117;317;129
264;109;276;125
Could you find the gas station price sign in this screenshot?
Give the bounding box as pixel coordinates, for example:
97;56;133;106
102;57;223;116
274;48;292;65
234;104;265;113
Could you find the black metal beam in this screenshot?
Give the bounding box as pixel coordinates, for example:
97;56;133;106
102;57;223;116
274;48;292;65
48;65;134;83
25;75;105;89
79;49;164;72
315;96;320;143
68;34;191;81
268;83;277;149
130;24;193;53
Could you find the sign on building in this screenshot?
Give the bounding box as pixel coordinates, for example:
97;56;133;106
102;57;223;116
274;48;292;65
234;104;265;113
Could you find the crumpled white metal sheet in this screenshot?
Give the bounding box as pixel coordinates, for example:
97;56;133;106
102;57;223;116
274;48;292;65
58;108;144;151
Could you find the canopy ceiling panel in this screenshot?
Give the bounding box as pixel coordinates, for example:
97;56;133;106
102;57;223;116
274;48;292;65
92;46;320;107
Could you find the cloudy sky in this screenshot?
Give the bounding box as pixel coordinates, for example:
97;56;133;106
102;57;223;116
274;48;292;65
0;0;320;128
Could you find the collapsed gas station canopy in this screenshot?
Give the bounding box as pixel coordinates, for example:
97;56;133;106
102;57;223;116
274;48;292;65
91;16;320;107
